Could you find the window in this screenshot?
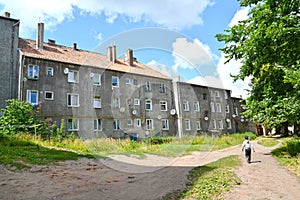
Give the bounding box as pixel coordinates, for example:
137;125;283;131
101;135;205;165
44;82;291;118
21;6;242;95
113;119;120;130
67;93;79;107
27;90;38;105
134;99;140;106
94;119;102;131
212;120;217;129
210;90;214;98
194;101;200;111
145;81;151;91
196;120;201;130
127;119;132;126
225;105;230;113
68;118;79;131
215;91;220;98
133;79;138;85
203;93;207;100
112;76;119;87
145;99;152;110
93;96;101;108
68;70;79;83
216;103;222;112
125;78;131;84
218;120;223;129
44;91;54;100
159;84;166;93
224;91;228;99
226;119;232;129
233;107;239;116
93;74;101;85
183;100;189;111
210;102;215;112
185;119;191;130
112;98;120;109
162;119;169;130
47;67;53;77
136;118;141;128
160;101;167;111
145;119;153;130
28;65;39;79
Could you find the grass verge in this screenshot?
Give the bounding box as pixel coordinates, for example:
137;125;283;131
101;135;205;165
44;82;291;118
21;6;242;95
163;155;241;200
257;138;279;147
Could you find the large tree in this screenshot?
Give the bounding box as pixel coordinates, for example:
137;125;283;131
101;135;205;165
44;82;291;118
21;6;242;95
216;0;300;132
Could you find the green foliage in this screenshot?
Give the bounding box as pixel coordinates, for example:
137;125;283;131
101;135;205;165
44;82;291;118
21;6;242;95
0;99;40;136
216;0;300;129
163;155;241;200
286;139;300;157
257;138;279;147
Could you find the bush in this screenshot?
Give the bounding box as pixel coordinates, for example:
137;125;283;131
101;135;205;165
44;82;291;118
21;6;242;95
286;139;300;157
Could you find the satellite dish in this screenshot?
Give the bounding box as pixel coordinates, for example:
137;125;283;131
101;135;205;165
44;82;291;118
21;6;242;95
64;68;69;74
170;109;176;115
89;73;94;78
204;116;209;121
157;115;162;120
226;118;231;122
120;107;125;113
132;110;137;115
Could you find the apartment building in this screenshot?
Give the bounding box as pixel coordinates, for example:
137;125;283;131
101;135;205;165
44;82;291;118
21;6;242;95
0;13;254;138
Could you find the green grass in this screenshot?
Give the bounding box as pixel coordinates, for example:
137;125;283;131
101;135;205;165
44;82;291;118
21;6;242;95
257;138;279;147
0;136;90;171
163;155;242;200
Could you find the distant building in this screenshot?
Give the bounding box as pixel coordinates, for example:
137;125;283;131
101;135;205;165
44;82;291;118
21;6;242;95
0;13;255;138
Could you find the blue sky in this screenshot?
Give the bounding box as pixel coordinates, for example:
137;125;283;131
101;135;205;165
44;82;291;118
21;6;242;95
0;0;250;97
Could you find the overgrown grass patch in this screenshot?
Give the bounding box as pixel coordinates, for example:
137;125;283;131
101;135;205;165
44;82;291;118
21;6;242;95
257;138;279;147
163;155;241;200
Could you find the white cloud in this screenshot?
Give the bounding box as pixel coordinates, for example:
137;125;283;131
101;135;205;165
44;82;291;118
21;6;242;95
187;76;224;88
171;38;216;75
146;60;177;78
0;0;214;37
229;7;249;27
94;32;103;41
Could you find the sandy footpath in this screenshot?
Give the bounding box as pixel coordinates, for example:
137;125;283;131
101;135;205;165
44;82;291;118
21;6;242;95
0;140;300;200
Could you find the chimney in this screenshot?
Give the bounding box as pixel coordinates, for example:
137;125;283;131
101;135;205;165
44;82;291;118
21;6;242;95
48;39;56;45
73;43;77;50
36;22;44;50
125;49;133;66
107;45;116;62
3;12;10;18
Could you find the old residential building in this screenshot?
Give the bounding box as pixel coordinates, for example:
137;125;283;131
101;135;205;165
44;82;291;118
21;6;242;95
0;14;254;138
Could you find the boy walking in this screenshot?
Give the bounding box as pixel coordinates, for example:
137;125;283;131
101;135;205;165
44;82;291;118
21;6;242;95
242;135;255;163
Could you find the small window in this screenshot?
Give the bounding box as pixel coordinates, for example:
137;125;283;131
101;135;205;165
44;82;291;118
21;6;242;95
112;76;119;87
145;81;151;91
194;101;200;111
94;119;102;131
145;99;152;110
127;119;132;126
159;84;166;93
112;98;120;109
27;90;38;106
226;119;232;129
28;65;39;79
185;119;191;130
68;70;79;83
133;79;138;85
68;118;79;131
93;74;101;85
218;120;223;129
210;102;215;112
113;119;120;130
67;93;79;107
162;119;169;130
93;97;101;108
224;91;228;99
183;100;189;111
215;91;220;97
125;78;131;84
196;120;201;130
134;99;140;106
216;103;222;112
136;118;141;128
45;91;54;100
47;67;53;77
203;93;207;100
160;101;167;111
145;119;153;130
212;120;217;129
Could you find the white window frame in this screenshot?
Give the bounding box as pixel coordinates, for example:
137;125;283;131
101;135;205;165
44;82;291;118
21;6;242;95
113;119;120;130
125;78;131;84
183;100;189;111
224;91;228;99
93;74;101;85
112;98;120;109
159;84;166;93
68;70;79;83
28;65;39;79
93;96;102;108
159;101;168;111
185;119;191;130
47;67;53;77
94;119;102;131
127;119;132;126
218;120;224;129
162;119;169;130
212;119;217;129
136;118;141;128
215;91;220;98
27;90;38;105
145;119;153;130
68;118;79;131
196;120;201;130
210;102;215;112
134;98;140;106
67;93;79;107
145;99;152;111
112;76;119;87
145;81;151;91
216;103;222;113
44;91;54;100
227;119;232;129
194;101;200;112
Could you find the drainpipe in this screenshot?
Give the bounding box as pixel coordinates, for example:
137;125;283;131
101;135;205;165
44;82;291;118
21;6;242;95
17;48;24;100
172;76;182;138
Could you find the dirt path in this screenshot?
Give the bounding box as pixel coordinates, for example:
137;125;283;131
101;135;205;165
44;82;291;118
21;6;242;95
0;140;299;200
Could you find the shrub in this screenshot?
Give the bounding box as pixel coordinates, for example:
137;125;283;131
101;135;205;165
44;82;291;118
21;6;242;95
286;139;300;157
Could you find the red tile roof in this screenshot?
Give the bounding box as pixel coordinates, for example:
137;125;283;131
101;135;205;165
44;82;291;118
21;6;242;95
18;38;171;80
